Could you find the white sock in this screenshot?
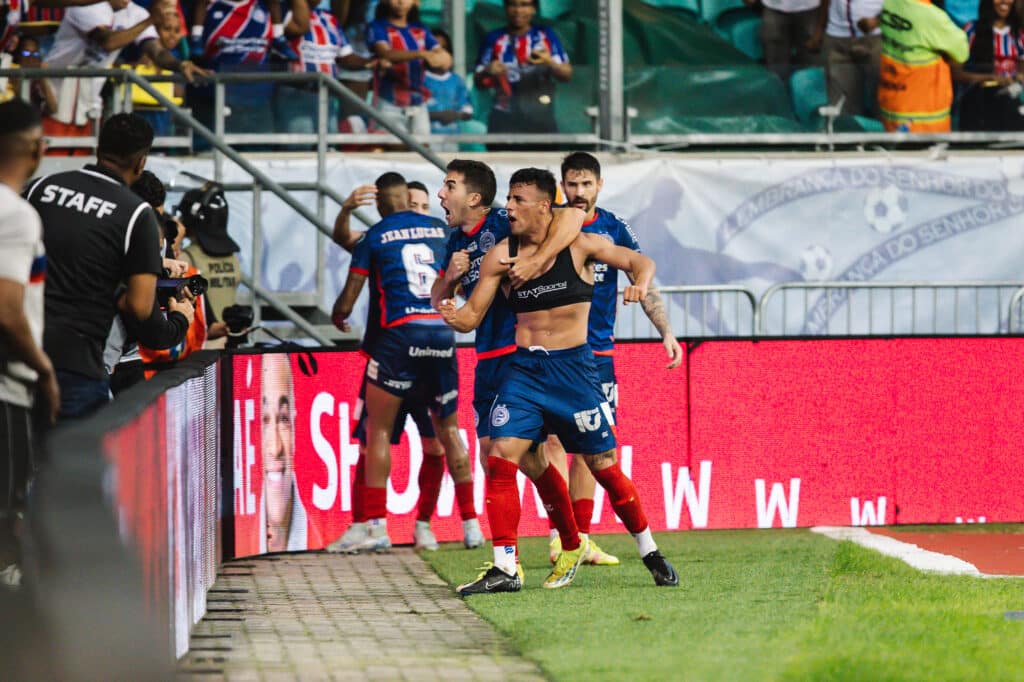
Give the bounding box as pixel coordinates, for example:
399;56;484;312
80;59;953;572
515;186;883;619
191;25;203;39
548;528;559;541
633;527;657;556
367;517;387;535
416;519;431;530
272;23;284;38
493;545;517;575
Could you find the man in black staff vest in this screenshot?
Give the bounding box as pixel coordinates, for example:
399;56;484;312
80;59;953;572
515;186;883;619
25;114;194;420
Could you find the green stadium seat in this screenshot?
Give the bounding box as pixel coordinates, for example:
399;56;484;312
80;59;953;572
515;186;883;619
540;0;574;18
714;9;762;61
643;0;701;16
700;0;746;24
789;66;827;125
624;3;750;66
457;118;488;151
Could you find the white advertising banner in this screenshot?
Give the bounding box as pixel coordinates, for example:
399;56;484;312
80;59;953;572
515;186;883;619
141;153;1024;337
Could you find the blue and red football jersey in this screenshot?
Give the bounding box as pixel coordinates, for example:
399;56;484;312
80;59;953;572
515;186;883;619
202;0;271;67
290;8;352;75
365;18;438;106
583;207;642;354
350;210;449;345
440;210;516;359
1;0;25;52
965;22;1024;77
473;25;569;111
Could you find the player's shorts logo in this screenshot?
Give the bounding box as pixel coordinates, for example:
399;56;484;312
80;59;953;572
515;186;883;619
491;403;510;427
601;382;618;406
573;407;602;433
479;230;496;253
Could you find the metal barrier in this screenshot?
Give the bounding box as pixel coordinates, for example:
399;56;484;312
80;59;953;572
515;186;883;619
759;281;1024;336
615;285;758;339
1007;286;1024;333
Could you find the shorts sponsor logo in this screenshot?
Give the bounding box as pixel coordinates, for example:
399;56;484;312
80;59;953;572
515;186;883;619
409;346;454;358
601;382;618;406
384;378;412;390
573;407;603;433
491;403;510;427
439;389;458;404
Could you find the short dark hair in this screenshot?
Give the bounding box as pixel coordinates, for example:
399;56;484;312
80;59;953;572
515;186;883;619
407;180;429;195
447;159;496;206
376;172;407;192
0;98;41;162
504;0;537;6
509;167;556;202
432;27;452;52
561;151;601;180
130;170;166;209
97;113;153;168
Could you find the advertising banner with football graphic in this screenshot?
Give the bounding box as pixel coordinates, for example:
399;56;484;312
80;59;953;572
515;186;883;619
143;154;1024;338
228;339;1024;559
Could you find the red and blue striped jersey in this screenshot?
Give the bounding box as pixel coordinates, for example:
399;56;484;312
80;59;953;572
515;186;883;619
440;211;516;359
474;25;569;111
351;211;449;345
289;8;352;75
202;0;271;68
365;19;438;106
965;22;1024;77
581;207;642;354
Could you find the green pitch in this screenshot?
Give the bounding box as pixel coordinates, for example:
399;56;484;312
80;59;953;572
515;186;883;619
421;529;1024;681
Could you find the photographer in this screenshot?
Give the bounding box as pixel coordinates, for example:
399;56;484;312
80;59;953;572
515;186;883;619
106;170;208;392
25;113;193;419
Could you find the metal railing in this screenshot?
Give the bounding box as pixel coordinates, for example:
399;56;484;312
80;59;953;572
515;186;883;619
759;281;1024;336
615;285;758;339
1006;286;1024;333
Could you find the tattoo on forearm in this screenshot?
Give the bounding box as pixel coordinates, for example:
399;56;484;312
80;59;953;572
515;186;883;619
641;288;671;337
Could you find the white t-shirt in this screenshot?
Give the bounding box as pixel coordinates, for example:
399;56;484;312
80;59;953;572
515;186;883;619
826;0;883;37
762;0;820;14
47;1;158;123
0;183;45;409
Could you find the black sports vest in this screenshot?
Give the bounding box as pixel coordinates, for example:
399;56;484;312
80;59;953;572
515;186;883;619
507;236;594;313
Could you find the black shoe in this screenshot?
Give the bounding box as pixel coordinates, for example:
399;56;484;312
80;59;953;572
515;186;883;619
457;564;522;596
643;550;679;587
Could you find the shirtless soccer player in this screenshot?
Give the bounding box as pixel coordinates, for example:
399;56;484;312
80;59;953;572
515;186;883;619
439;168;679;595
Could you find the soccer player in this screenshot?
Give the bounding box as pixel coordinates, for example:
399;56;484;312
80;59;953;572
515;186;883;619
439;168;679;595
544;152;684;566
407;181;431;215
431;159;593;589
327;173;479;554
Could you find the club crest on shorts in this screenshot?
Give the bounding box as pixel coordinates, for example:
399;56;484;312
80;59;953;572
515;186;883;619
479;230;496;253
491;403;510;427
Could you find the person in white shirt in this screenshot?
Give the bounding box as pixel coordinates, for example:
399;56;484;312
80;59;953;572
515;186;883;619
0;98;59;589
747;0;822;84
808;0;884;116
45;0;206;128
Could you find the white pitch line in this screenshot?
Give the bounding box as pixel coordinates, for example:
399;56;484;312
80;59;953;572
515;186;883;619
811;526;996;577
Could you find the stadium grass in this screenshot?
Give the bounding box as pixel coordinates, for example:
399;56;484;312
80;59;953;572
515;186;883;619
421;528;1024;681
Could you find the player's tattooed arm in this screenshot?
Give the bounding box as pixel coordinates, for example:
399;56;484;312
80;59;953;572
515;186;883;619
504;206;585;288
331;272;366;332
579;233;655;303
628;270;683;370
439;244;508;333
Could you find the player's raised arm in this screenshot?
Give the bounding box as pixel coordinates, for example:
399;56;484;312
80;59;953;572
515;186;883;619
331;271;366;332
438;242;508;333
332;185;376;253
504;206;585;287
578;232;655;304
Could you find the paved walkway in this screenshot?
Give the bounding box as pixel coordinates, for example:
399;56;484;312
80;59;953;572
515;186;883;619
176;550;545;682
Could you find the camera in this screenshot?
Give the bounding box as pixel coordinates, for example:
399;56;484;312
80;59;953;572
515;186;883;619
222;304;254;349
156;273;208;309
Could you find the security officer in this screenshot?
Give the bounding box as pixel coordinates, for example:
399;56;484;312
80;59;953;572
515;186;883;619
25;113;194;420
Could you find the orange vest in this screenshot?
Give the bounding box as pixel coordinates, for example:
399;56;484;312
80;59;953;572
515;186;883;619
139;265;208;378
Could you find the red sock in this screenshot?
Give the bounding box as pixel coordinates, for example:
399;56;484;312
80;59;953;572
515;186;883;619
533;465;580;551
573;498;595;535
416;455;445;522
364;486;387;521
455;480;477;520
485;456;520;549
592;463;648;534
352;456;367;523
